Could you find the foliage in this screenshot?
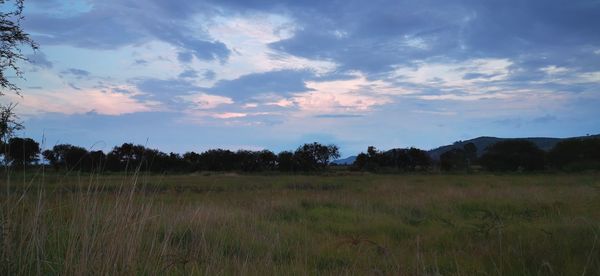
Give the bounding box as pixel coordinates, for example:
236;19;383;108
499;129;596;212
293;142;340;171
0;0;38;95
276;151;295;172
352;146;431;172
0;102;21;141
479;140;546;171
12;137;600;173
0;1;37;157
548;138;600;171
2;136;39;167
38;142;341;173
43;144;104;172
439;142;478;171
2;173;599;274
440;148;467;171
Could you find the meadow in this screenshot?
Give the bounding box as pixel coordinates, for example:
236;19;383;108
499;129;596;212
1;171;599;275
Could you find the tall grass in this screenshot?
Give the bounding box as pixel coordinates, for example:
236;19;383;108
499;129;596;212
1;171;600;275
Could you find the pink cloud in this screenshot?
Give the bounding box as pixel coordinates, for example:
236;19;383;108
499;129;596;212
5;85;161;116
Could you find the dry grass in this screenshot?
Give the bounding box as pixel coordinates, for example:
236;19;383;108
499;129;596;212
1;171;599;275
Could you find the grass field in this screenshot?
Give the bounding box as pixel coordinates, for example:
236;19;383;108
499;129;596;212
1;171;599;275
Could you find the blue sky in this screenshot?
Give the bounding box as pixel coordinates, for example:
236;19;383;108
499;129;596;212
3;0;600;156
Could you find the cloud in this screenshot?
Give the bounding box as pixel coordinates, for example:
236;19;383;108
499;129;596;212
178;69;198;79
388;58;516;100
25;0;230;62
394;58;512;87
15;0;600;152
134;78;200;103
179;93;233;109
315;114;364;118
5;84;161;116
262;0;600;76
290;73;397;114
203;70;216;80
133;59;148;66
211;112;247;119
541;66;569;75
27;52;53;69
61;68;91;77
177;51;193;63
206;69;312;100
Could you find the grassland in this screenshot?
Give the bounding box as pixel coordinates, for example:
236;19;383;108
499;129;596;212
1;171;599;275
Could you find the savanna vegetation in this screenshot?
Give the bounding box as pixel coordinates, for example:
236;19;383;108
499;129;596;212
1;1;599;274
4;136;600;173
1;172;599;275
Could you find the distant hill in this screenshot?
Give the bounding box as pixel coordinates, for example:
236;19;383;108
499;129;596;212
331;155;357;165
428;134;600;160
333;134;600;164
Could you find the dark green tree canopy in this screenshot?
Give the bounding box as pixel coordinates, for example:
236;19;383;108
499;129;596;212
293;142;340;171
352;146;431;172
548;138;600;171
480;140;546;171
3;137;39;167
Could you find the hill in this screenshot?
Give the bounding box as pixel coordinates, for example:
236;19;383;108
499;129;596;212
331;155;357;165
428;134;600;160
333;134;600;163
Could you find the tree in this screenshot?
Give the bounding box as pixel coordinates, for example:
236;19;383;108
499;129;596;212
183;151;202;171
258;150;277;171
4;137;39;168
0;103;21;164
480;140;545;171
440;143;478;171
88;150;106;171
351;152;371;171
440;148;466;171
293;142;340;171
277;151;295;172
0;1;38;158
1;0;38;95
43;144;89;171
548;138;600;171
42;149;58;170
463;142;477;169
352;146;430;172
407;147;431;171
0;103;22;140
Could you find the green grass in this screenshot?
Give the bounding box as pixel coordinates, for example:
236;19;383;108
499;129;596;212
1;171;599;275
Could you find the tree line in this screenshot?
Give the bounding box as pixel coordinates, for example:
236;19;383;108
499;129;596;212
349;138;600;172
0;139;340;173
1;137;599;173
351;146;432;172
438;138;600;172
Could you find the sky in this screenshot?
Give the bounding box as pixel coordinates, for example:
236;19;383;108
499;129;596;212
2;0;600;157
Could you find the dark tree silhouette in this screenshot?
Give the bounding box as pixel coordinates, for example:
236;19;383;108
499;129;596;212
440;148;466;171
440;143;478;171
43;144;89;171
548;138;600;171
0;103;22;141
276;151;295;172
42;149;58;170
293;142;340;171
463;142;477;169
407;147;431;171
1;0;38;94
352;146;431;172
480;140;545;171
3;137;39;167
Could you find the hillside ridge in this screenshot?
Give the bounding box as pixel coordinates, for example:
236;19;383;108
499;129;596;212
333;134;600;164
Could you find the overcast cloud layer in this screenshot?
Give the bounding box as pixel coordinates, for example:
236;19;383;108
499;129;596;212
3;0;600;156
